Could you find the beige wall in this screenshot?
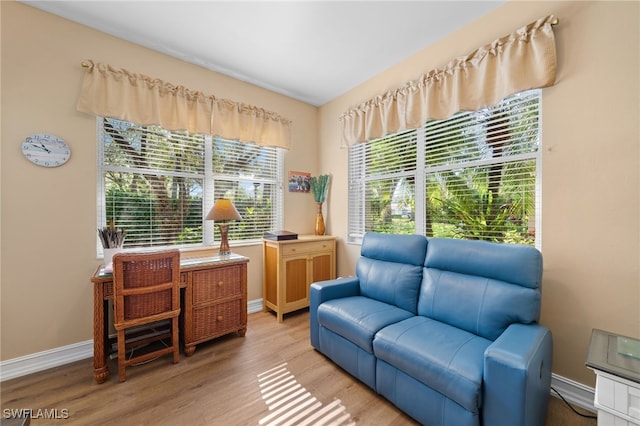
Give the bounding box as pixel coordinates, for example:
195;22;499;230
1;0;639;390
0;2;318;360
319;1;639;386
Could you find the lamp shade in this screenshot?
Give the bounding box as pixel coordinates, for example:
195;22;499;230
205;198;242;221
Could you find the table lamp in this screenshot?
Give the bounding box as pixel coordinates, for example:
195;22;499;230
206;198;242;255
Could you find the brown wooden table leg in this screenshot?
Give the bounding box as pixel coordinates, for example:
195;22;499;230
93;282;110;383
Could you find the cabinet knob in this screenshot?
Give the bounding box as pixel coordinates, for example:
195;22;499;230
218;281;224;287
217;316;224;321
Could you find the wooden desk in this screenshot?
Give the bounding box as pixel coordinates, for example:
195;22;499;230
91;253;249;384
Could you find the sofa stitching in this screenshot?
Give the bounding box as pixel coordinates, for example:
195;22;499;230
427;268;440;318
476;278;490;337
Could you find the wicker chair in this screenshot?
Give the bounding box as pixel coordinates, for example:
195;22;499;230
112;249;181;382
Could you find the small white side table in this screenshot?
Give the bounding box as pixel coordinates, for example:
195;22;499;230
586;328;640;425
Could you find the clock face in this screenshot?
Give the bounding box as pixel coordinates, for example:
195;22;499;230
21;133;71;167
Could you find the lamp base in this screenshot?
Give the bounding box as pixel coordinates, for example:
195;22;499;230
218;223;232;255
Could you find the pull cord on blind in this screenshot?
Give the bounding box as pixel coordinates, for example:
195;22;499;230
77;60;292;149
339;15;558;148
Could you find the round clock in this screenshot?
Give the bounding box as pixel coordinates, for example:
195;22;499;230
21;133;71;167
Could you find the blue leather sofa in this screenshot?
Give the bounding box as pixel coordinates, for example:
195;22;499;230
310;232;552;426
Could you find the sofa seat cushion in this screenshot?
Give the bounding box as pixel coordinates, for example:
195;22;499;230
317;296;414;353
373;316;491;413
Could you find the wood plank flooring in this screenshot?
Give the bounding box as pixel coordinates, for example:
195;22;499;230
1;310;596;425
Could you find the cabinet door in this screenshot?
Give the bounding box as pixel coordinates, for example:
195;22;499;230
311;252;334;283
284;256;309;305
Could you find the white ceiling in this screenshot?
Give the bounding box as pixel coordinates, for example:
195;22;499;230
21;1;505;106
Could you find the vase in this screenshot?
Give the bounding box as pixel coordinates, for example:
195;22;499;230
314;202;325;235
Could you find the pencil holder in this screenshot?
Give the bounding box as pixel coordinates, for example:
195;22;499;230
103;247;122;266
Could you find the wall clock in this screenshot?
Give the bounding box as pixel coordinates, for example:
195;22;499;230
21;133;71;167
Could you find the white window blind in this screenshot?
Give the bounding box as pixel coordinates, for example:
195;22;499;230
348;129;418;239
98;117;283;253
349;89;541;246
209;138;283;243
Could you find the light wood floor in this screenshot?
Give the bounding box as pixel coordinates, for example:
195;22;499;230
2;310;596;425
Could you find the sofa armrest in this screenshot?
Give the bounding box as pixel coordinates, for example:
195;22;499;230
483;323;553;426
309;277;360;349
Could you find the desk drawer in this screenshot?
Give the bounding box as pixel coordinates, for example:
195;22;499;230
282;240;333;256
192;265;243;304
192;299;242;341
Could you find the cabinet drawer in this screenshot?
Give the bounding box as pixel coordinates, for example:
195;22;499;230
595;372;640;423
192;265;243;304
282;241;333;256
192;299;242;341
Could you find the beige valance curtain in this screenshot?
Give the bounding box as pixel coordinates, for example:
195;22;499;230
212;99;292;150
340;15;558;147
77;60;291;149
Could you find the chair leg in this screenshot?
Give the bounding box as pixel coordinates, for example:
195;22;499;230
117;329;126;382
172;317;179;364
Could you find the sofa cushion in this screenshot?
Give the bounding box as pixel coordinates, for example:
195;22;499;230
424;237;542;289
356;258;424;314
373;316;491;413
419;238;542;341
356;232;428;314
360;232;428;266
317;296;414;353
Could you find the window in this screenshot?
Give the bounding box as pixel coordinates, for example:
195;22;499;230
348;89;541;247
97;117;283;253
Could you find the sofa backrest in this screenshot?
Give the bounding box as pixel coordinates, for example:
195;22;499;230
356;232;428;314
418;238;543;341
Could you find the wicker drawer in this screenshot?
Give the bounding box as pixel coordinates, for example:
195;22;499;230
282;240;333;256
192;299;242;341
192;265;243;305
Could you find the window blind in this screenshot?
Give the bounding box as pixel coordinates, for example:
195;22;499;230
348;129;418;239
210;138;283;243
349;89;541;246
98;117;282;253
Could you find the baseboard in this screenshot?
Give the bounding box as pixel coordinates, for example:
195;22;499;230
0;299;265;382
0;340;93;382
247;298;263;314
551;373;596;413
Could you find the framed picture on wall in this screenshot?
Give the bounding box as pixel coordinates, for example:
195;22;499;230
288;171;310;193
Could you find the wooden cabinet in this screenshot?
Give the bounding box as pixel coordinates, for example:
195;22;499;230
263;235;336;322
593;371;640;425
181;255;249;356
587;329;640;425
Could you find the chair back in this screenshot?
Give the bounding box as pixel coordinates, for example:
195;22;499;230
113;250;181;327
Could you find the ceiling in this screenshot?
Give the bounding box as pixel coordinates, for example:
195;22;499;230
21;1;505;106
